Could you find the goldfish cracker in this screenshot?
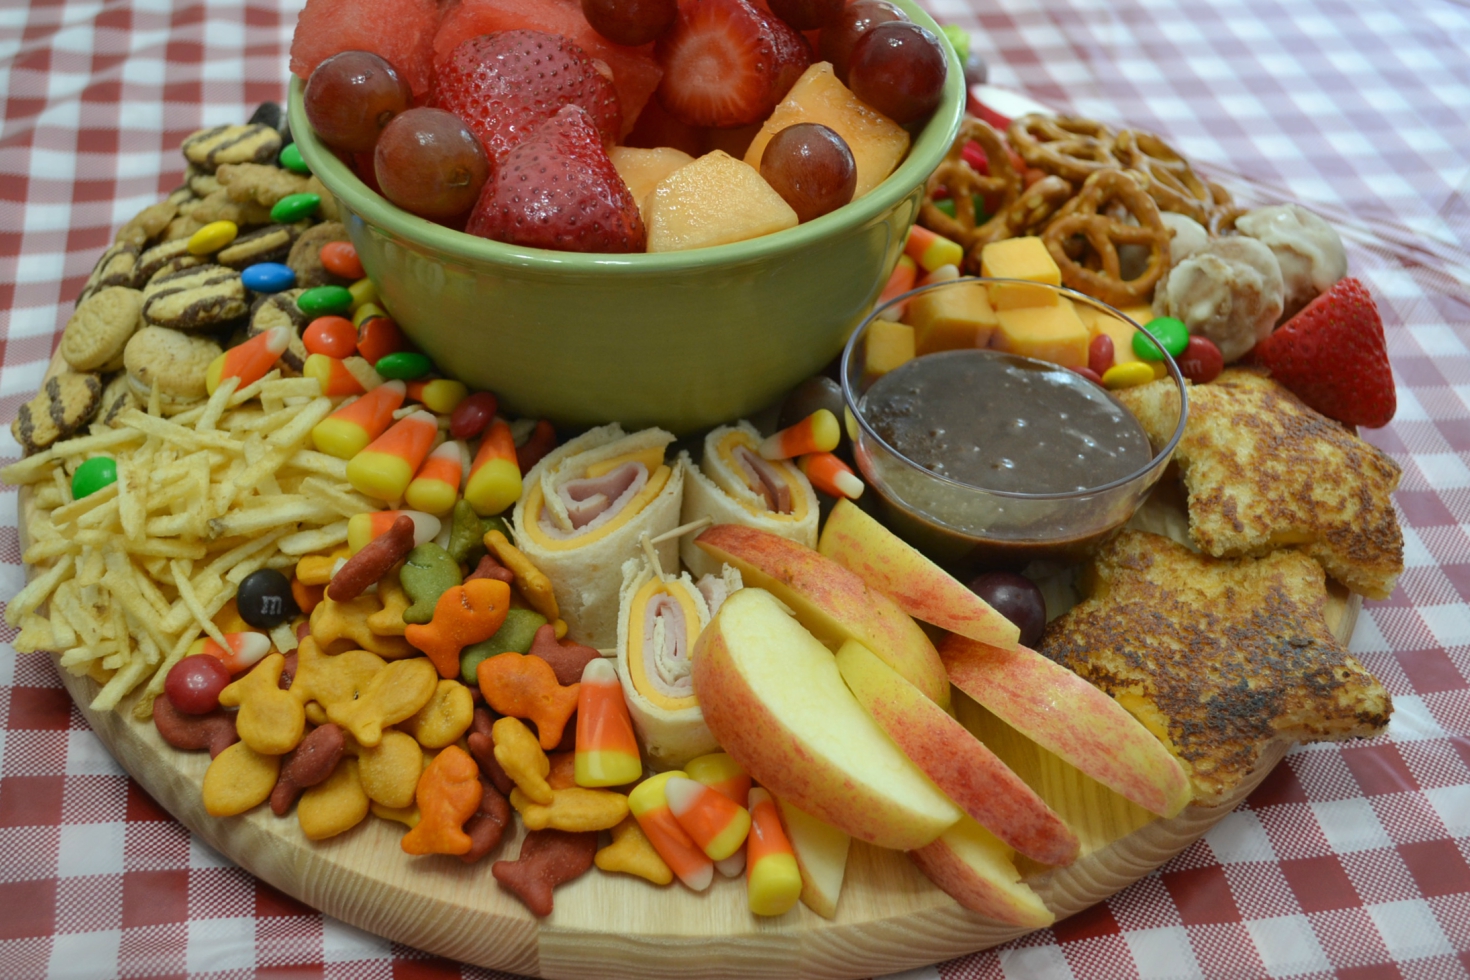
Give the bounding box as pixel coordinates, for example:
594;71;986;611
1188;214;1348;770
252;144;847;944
402;678;474;749
464;418;521;516
289;636;385;710
203;741;280;816
746;787;802;916
798;452;864;500
297;757;371;840
295;549;349;586
461;783;512;864
347;410;438;502
347;510;440;555
372;801;421;828
904;224;965;273
270;722;346;815
596;816;673;885
312;381;406;459
353;729;423;808
628;771;714;891
217;653;305;756
663;776;751;862
526;624;598;687
546;751;578;790
511;785;629;833
400;543;463;624
211;598;252;635
152;695;238;758
492;828;597;917
404;441;464;515
460;608;548;684
327;657;438;747
309;594;415;658
401;745;482;856
187;631;272;674
327;513;415;602
478;651;579;750
759;409;840;460
206;327;290;395
483;530;558;625
407;578;512;679
292;578;325;616
684;752;751;806
491;716;552;805
303;352;366;396
366;566;411;636
407;377;468;415
447;499;490;566
575;658;642;788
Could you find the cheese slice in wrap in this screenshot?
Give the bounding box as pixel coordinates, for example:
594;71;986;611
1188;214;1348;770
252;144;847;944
616;556;742;771
511;424;684;649
679;421;820;580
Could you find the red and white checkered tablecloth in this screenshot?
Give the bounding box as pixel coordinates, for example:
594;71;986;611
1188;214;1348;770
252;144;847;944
2;0;1468;977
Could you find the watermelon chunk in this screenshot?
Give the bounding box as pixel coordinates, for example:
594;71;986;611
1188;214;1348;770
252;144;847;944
433;0;663;135
290;0;441;99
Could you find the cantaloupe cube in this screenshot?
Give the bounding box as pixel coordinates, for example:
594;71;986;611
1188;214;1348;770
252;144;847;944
992;298;1089;367
645;151;798;253
743;63;909;200
1088;310;1167;380
610;146;695;223
906;281;997;354
980;237;1061;310
865;319;915;376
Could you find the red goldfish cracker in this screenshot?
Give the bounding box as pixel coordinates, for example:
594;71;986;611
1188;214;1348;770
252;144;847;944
483;530;559;625
406;578;511;678
596;816;673;885
270;722;346;815
461;782;513;865
310;594;416;658
366;565;411;636
511;785;629;833
527;624;597;687
492;828;598;917
298;758;371;840
217;653;305;756
628;771;714;891
352;729;423;809
288;636;385;713
203;741;280;817
516;419;557;474
152;695;238;758
327;657;438;747
478;651;580;751
664;776;751;862
326;514;415;602
467;706;515;796
683;752;750;807
401;678;474;749
401;745;482;856
745;787;802;916
575;657;641;788
491;716;552;805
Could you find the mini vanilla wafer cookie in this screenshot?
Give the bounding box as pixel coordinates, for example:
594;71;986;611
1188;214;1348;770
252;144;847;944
10;372;103;455
288;222;351;288
96;372;139;427
115;199;179;248
217;223;304;270
124;326;221;414
182;123;282;171
141;264;249;331
137;238;206;283
216;162;310;207
247;290;310;371
78;242;142;302
60;286;142;372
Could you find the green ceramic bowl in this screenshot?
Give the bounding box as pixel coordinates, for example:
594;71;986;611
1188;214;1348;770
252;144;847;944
288;0;964;434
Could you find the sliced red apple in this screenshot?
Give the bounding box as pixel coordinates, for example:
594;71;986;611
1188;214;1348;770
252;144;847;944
908;817;1055;928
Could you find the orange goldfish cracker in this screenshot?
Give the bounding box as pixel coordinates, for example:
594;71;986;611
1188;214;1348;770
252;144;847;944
295;548;349;586
745;787;802;916
401;678;474;749
628;771;714;892
202;741;279;817
492;828;597;917
511;785;629;833
327;657;438;747
401;745;482;856
365;565;411;636
575;658;641;788
478;651;579;750
405;578;511;679
347;410;438;502
684;752;751;806
312;380;406;459
352;729;423;808
491;716;552;805
759;409;840;460
217;653;304;756
547;751;578;791
310;594;415;658
405;440;464;516
464;418;521;516
483;530;558;623
596;816;673;885
292;578;325;616
664;776;751;862
798;451;864;500
298;757;370;840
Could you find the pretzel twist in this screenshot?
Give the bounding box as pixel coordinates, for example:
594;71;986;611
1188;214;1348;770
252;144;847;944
1042;169;1172;308
920;117;1023;249
967;175;1074;259
1008;114;1120;182
1113;129;1213;223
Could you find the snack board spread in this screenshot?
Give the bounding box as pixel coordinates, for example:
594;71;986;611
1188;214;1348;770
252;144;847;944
1;0;1407;952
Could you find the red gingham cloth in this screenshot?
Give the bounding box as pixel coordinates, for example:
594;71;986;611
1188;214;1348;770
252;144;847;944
1;0;1468;977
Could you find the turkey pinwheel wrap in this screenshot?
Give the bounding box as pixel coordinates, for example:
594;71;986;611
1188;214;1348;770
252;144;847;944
511;424;683;649
678;421;819;580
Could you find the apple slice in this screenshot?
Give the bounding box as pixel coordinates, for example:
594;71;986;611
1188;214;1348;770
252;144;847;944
909;817;1055;928
695;523;950;708
692;588;960;851
836;640;1078;867
818;499;1020;649
941;635;1193;818
775;797;851;919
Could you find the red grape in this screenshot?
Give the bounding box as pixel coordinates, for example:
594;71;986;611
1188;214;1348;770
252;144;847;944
165;654;231;715
582;0;678;46
768;0;845;31
304;50;412;153
847;22;947;124
374;107;490;219
450;390;499;440
760;123;857;223
818;0;906;82
967;572;1046;648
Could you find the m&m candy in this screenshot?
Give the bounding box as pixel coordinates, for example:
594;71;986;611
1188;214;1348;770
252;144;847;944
241;262;296;293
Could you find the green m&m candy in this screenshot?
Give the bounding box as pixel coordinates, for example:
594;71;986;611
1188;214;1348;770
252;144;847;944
1133;316;1189;361
375;351;432;380
270;192;321;223
279;143;310;175
72;456;117;499
297;285;354;317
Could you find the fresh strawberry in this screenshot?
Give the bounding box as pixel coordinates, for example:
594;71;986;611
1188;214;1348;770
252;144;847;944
1252;276;1396;428
431;30;621;162
466;104;645;253
655;0;812;128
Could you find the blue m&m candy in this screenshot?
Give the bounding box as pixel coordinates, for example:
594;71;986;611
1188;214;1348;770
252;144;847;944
241;262;297;293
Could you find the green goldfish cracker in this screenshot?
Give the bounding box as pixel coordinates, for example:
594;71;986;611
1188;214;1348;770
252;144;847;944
459;608;549;685
400;543;462;624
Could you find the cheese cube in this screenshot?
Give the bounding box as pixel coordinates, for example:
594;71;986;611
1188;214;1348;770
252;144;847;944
906;281;997;354
864;319;916;376
980;237;1061;310
992;298;1089;367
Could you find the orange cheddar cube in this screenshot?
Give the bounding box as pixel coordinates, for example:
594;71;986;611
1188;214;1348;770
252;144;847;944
991;298;1089;368
864;319;915;376
906;281;998;354
980;237;1061;310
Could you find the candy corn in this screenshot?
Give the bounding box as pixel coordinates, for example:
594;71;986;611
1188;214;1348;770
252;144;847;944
311;380;406;459
407;377;468;414
664;775;751;862
574;658;643;788
759;410;840;461
464;418;522;516
205;327;289;394
628;771;714;891
187;631;272;674
357;314;410;364
745;788;802;916
303;352;365;397
403;440;464;515
347;410;438;501
798;452;864;500
685;752;751;806
904;224;964;273
877;254;918;321
346;510;441;554
716;850;746;878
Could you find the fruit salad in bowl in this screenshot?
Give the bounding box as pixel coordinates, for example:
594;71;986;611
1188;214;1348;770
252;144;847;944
287;0;965;433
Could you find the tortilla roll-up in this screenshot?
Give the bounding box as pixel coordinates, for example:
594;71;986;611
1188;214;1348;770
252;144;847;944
680;422;819;581
512;424;683;649
617;557;722;771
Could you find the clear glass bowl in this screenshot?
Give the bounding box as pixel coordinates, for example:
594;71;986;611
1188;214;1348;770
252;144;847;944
840;277;1189;570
